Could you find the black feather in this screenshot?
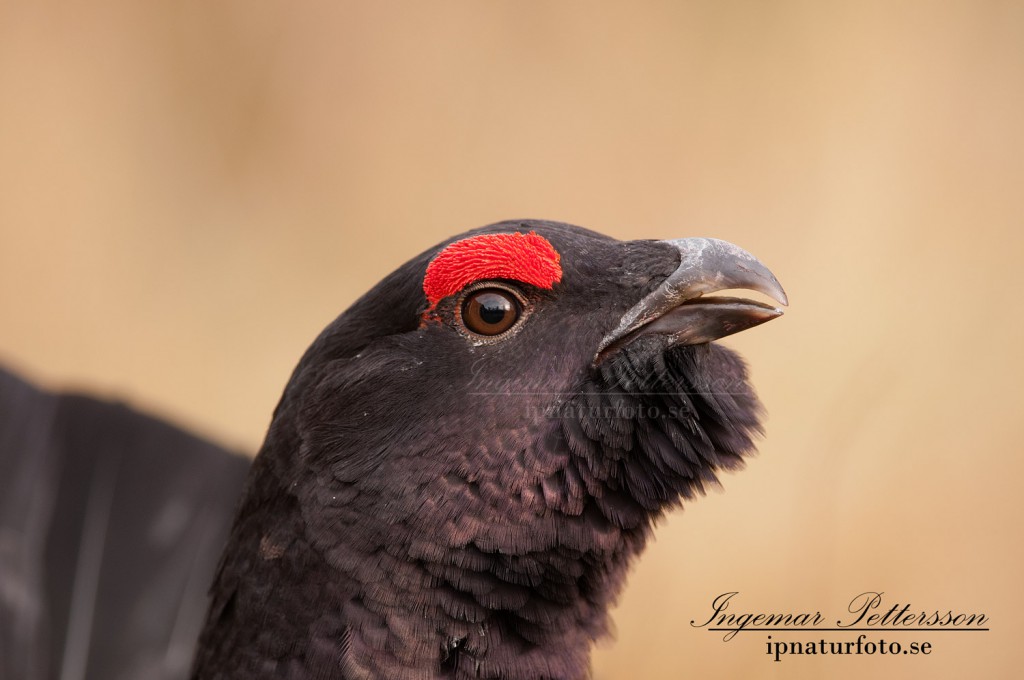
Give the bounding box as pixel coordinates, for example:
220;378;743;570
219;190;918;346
193;220;770;679
0;367;250;680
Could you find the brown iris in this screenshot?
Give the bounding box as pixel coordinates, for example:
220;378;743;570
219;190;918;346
461;288;521;336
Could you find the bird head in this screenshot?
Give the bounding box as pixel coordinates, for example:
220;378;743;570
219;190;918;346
199;219;786;678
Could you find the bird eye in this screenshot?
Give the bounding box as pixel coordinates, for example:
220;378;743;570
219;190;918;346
460;288;522;337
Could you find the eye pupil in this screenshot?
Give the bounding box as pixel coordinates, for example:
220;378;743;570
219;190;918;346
462;289;521;336
477;295;510;324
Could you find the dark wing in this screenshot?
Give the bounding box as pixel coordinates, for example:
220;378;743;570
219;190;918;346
0;367;251;680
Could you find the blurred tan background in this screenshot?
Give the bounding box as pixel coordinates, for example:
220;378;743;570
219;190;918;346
2;1;1022;677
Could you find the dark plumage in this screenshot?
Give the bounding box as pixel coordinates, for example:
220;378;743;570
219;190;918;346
0;367;250;680
192;220;786;679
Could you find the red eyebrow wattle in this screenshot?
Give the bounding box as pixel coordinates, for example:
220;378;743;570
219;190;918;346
423;231;562;308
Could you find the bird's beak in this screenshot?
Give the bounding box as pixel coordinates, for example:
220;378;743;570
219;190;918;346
596;238;788;362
